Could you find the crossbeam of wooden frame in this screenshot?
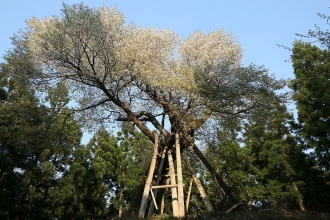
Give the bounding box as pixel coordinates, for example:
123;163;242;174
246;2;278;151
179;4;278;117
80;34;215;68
151;184;179;189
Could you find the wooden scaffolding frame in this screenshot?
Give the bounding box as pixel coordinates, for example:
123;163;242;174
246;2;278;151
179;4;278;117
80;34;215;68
138;132;213;218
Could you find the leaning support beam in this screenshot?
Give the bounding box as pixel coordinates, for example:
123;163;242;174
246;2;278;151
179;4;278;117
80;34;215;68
168;150;179;217
185;157;214;212
186;178;193;213
191;172;214;212
138;132;159;218
176;133;185;217
147;147;168;217
150;189;158;210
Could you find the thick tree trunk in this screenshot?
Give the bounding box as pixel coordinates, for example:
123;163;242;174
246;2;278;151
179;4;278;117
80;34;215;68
138;132;159;218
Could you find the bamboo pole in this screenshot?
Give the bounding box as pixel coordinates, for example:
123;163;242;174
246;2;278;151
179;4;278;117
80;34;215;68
168;150;179;217
147;147;167;217
138;132;159;218
175;133;185;217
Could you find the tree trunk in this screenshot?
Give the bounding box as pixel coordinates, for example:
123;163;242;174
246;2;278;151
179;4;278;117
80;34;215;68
292;181;306;211
118;186;124;217
138;132;159;218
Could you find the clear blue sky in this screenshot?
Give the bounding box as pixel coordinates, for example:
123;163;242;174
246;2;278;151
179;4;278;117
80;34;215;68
1;0;329;142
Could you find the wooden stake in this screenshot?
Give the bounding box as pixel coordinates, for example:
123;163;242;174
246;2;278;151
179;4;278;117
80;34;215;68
168;150;179;217
147;147;167;217
185;158;214;212
186;178;193;213
175;133;185;217
138;132;159;218
191;172;214;212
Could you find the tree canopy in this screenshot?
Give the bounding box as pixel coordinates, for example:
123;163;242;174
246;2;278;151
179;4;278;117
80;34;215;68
4;2;330;218
7;3;287;207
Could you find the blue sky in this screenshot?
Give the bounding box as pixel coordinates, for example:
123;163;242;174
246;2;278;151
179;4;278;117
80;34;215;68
1;1;329;78
1;0;329;142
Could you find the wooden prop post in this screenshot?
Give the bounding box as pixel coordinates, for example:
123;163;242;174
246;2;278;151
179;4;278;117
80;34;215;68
138;132;187;218
175;133;185;217
185;157;214;212
138;132;159;218
167;149;179;217
147;147;167;218
186;178;193;213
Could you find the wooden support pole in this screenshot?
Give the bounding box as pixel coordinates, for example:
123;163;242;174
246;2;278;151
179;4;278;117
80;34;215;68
186;178;193;214
160;178;170;215
151;184;179;189
138;132;159;218
147;147;167;218
184;156;214;212
175;133;185;217
150;189;158;210
168;150;179;217
191;172;214;212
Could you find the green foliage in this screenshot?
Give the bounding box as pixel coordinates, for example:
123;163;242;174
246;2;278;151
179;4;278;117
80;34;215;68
291;41;330;170
204;101;309;210
113;122;153;215
0;73;82;219
242;103;307;209
205;130;253;204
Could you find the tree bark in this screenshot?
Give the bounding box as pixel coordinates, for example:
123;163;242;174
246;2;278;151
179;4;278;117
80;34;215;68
118;185;124;217
292;181;306;211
